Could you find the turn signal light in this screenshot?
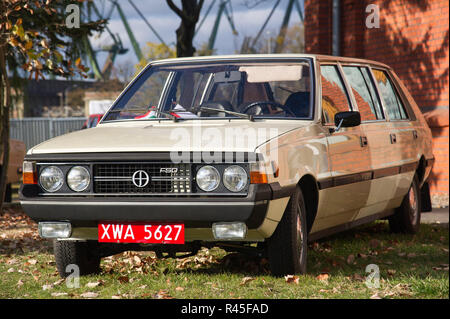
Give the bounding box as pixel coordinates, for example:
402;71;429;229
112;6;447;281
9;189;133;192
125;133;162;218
22;161;37;185
250;171;268;184
249;162;268;184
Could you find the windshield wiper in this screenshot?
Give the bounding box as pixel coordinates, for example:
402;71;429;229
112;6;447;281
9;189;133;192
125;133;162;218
189;106;254;122
108;108;180;122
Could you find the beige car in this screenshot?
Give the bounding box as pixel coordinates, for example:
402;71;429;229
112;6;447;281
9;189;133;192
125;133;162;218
1;139;26;202
20;54;434;277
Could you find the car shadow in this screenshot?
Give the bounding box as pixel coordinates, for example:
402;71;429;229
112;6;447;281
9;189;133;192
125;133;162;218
172;221;449;281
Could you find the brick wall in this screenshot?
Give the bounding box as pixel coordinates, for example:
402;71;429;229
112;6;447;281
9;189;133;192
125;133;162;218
305;0;449;196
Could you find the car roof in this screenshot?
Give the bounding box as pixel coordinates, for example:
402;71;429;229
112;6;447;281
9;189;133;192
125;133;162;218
149;54;391;70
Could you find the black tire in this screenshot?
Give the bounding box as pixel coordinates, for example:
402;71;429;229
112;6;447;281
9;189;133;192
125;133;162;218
54;240;101;278
267;186;308;276
389;174;421;234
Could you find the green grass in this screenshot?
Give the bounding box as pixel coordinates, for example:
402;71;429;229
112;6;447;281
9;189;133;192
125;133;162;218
0;206;448;299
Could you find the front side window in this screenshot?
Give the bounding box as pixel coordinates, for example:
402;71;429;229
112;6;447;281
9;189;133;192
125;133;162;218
342;66;384;121
102;61;313;122
372;69;408;120
320;65;352;125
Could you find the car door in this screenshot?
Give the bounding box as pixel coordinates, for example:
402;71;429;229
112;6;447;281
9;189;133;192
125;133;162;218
340;65;399;220
371;68;418;205
316;64;372;230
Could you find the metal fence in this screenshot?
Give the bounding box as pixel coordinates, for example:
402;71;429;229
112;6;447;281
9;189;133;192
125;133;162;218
10;117;86;151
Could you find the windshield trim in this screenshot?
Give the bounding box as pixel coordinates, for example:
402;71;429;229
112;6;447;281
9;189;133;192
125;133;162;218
99;57;315;124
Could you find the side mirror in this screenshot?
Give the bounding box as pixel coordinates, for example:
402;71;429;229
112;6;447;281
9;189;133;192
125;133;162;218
334;111;361;129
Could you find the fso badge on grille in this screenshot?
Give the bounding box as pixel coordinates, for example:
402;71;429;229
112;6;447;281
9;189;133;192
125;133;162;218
98;222;184;244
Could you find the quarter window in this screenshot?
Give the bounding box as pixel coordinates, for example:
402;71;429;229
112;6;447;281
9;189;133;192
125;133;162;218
342;66;384;121
320;65;352;125
372;69;408;120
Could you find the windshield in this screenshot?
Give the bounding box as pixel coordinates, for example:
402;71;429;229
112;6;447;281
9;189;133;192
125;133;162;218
102;60;313;122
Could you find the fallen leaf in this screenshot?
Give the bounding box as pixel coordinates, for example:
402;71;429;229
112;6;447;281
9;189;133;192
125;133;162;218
370;292;382;299
316;273;330;281
240;277;256;286
117;276;129;284
80;292;99;298
387;269;396;276
432;264;449;271
51;292;68;297
352;274;365;281
6;259;17;265
154;289;173;299
133;256;142;266
42;284;53;291
17;280;24;287
284;275;300;284
28;259;37;265
175;286;185;292
86;281;103;288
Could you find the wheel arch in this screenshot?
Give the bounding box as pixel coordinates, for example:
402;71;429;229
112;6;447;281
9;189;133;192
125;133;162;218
416;155;427;186
297;174;319;234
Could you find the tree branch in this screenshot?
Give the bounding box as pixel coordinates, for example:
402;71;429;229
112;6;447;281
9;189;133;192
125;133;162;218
166;0;185;19
195;0;205;16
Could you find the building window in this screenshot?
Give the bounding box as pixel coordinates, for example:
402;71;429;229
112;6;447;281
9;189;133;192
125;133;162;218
342;66;384;121
320;65;352;125
372;69;408;120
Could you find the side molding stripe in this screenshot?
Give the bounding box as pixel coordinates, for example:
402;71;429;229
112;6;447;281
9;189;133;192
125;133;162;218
318;161;418;190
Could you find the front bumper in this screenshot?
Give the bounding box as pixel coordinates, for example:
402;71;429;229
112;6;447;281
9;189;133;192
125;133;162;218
20;183;292;230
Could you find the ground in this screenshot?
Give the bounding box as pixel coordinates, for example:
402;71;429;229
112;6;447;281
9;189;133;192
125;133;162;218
0;205;448;299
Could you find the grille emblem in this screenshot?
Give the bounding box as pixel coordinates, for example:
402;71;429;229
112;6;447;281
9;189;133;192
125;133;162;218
132;170;150;188
160;167;178;173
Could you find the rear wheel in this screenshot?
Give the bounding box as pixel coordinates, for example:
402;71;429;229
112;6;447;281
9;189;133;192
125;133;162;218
54;240;101;278
389;174;421;234
267;186;308;276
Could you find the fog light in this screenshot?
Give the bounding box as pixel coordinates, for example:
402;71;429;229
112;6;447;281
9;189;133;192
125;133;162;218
38;222;72;238
212;222;247;240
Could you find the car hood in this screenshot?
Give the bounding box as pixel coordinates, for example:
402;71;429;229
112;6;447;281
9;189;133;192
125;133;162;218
28;120;311;155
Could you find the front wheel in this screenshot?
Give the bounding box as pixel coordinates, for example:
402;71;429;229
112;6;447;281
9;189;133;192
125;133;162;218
389;174;421;234
267;186;308;276
54;240;101;278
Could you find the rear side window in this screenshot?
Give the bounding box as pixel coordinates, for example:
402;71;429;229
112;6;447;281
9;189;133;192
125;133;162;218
320;65;352;125
342;66;384;121
372;69;408;120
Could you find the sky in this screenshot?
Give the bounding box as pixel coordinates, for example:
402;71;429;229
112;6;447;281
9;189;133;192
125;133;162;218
88;0;305;75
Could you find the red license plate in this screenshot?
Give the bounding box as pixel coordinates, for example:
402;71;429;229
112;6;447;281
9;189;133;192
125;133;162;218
98;222;184;244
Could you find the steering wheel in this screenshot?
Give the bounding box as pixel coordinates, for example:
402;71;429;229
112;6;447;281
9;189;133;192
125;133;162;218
241;101;296;117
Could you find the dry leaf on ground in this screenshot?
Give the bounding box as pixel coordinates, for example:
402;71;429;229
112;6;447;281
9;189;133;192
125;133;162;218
80;292;99;298
316;273;330;281
240;276;256;286
284;275;300;284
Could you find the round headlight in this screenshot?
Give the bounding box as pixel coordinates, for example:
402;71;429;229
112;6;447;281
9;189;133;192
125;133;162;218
67;166;90;192
223;165;248;192
39;166;64;192
196;166;220;192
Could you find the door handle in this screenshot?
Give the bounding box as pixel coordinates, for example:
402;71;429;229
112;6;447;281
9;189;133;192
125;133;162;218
390;133;397;144
360;136;368;147
412;130;418;139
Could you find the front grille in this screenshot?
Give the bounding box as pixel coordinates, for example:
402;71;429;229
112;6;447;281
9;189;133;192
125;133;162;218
93;163;191;195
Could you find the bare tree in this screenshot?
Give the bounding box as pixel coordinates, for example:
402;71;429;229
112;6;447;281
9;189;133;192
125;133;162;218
166;0;205;57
